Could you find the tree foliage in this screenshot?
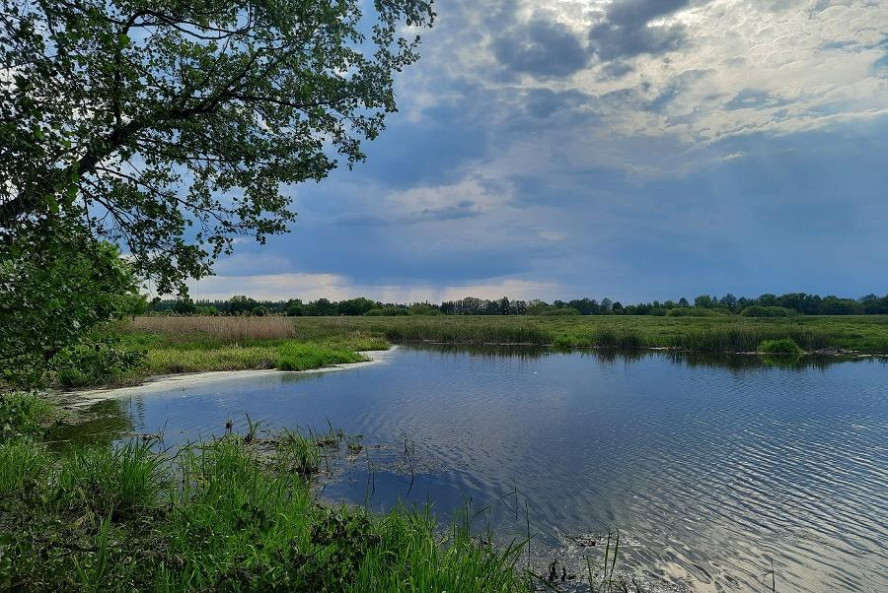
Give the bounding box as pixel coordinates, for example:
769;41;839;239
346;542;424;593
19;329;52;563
0;225;142;385
1;0;434;292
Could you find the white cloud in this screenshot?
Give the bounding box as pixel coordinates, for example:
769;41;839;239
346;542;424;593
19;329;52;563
401;0;888;180
384;176;513;217
186;273;561;303
187;273;347;302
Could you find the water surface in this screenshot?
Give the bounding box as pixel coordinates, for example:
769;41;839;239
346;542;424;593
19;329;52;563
69;347;888;592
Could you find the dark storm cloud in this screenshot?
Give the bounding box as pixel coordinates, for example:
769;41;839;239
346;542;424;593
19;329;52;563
523;88;591;118
492;17;589;78
588;0;697;61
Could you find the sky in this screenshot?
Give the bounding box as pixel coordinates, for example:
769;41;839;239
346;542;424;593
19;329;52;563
187;0;888;304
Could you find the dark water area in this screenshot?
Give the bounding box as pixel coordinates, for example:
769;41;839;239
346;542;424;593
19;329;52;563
65;347;888;592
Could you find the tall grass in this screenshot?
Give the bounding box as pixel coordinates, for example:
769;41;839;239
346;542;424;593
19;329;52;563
0;429;531;592
0;440;50;499
380;318;550;345
278;316;868;352
52;440;167;521
132;315;296;343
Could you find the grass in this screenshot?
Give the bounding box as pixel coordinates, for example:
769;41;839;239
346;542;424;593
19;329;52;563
130;315;297;342
143;343;366;374
65;315;887;390
0;394;531;593
758;338;804;355
247;315;888;353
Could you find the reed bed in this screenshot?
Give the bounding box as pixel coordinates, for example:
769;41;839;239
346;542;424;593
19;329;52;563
280;315;888;353
131;315;296;343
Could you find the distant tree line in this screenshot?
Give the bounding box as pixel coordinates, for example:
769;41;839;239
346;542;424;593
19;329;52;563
149;292;888;317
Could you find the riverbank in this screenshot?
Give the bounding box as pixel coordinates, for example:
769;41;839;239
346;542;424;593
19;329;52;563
0;392;530;592
40;315;887;391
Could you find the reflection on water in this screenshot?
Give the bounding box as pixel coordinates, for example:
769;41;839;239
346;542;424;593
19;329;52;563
46;398;134;449
74;347;887;592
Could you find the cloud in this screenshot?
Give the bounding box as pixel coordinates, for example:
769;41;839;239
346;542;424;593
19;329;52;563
188;0;888;305
187;272;561;303
524;88;591;118
493;17;590;78
186;273;347;302
588;0;696;61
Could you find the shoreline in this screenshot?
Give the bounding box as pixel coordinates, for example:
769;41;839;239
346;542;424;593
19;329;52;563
58;347;396;408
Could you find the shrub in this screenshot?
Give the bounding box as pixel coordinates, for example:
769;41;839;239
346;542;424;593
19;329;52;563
0;393;55;444
53;340;145;388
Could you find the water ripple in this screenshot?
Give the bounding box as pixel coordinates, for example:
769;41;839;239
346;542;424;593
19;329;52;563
108;348;888;593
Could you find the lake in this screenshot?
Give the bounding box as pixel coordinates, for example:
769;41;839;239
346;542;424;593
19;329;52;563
67;346;888;592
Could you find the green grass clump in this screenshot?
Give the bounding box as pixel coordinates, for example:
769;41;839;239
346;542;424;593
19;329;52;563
758;338;804;355
275;342;365;371
0;440;50;500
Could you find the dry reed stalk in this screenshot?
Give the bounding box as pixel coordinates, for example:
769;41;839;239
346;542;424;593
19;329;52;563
131;316;295;342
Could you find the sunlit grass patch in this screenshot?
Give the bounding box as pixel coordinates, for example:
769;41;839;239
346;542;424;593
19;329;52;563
146;346;278;374
275;342;365;371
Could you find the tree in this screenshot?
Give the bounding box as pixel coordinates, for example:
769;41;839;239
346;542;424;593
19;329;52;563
1;0;434;293
694;295;715;309
309;297;337;316
0;224;140;385
173;297;197;315
226;295;257;315
719;293;738;312
338;297;378;316
285;299;305;317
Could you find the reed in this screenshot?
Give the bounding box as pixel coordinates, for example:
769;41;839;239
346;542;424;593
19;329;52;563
131;315;296;343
